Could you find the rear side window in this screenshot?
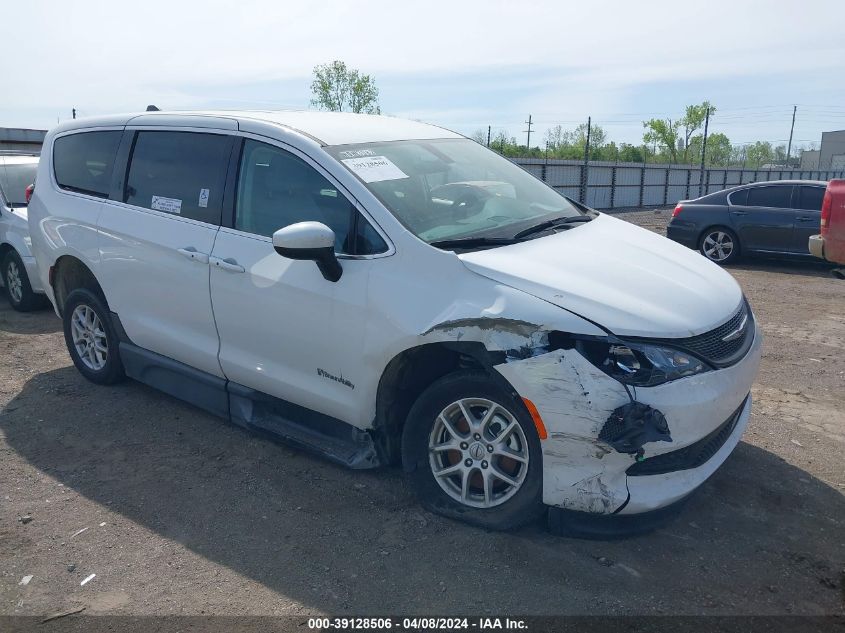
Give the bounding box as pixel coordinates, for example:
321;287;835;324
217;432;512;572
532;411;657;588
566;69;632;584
797;186;825;211
728;189;748;206
746;185;792;209
53;131;122;198
124;131;232;224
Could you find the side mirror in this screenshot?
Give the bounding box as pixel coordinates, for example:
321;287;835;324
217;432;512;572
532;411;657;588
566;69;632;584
272;221;343;282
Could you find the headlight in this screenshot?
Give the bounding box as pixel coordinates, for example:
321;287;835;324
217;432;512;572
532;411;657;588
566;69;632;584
577;338;709;387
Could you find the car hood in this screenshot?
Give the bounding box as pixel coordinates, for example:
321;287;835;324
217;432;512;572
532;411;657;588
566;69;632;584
458;213;743;338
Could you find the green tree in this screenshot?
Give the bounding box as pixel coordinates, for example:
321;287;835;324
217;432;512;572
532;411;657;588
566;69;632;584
310;60;380;114
642;118;680;163
680;102;715;163
566;123;606;153
543;125;566;151
618;143;645;163
744;141;774;168
688;131;731;166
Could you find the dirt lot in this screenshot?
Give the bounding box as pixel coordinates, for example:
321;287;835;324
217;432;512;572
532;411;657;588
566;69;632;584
1;209;843;617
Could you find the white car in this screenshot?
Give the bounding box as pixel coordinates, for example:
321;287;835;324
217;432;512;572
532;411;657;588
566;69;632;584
28;111;762;534
0;153;46;311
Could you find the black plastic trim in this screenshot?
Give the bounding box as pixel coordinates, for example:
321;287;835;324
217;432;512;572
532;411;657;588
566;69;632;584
228;382;380;469
112;331;382;470
221;136;243;229
119;343;230;419
626;396;747;476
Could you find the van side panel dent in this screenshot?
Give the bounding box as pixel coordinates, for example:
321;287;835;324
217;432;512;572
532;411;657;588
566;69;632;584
421;317;549;359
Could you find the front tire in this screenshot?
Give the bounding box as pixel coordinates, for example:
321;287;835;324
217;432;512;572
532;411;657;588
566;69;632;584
699;227;739;264
62;288;125;385
402;371;544;531
3;250;45;312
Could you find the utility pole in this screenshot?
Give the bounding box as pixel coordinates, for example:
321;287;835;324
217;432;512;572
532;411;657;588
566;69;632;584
580;117;592;204
72;108;76;120
583;116;592;163
524;115;533;151
699;106;711;196
487;125;491;147
785;105;797;168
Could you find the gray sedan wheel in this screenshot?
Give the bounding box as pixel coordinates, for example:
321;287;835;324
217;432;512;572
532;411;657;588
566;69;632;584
699;228;739;264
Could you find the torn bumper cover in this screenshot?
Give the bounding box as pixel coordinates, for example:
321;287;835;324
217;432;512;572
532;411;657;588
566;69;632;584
494;323;762;522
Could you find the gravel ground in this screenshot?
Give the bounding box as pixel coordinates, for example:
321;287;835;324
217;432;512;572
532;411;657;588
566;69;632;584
1;210;843;617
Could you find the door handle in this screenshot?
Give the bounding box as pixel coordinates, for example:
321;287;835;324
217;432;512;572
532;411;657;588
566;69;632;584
795;216;815;222
731;211;747;216
210;256;245;273
177;247;209;264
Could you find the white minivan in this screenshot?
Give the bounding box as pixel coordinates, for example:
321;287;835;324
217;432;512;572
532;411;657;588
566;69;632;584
28;111;761;534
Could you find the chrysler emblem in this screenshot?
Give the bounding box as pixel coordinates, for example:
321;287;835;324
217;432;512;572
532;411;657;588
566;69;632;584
722;314;748;342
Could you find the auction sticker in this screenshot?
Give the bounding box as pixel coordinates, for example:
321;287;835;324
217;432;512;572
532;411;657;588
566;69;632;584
341;156;408;183
151;195;182;214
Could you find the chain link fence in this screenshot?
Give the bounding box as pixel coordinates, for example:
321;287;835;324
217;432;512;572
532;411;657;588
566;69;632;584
513;158;845;209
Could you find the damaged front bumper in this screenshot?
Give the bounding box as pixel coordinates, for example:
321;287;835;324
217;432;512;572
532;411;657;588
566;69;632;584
494;323;762;522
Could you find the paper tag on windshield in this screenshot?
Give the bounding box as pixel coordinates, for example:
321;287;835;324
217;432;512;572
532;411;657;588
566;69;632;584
342;156;408;183
198;188;210;208
151;195;182;214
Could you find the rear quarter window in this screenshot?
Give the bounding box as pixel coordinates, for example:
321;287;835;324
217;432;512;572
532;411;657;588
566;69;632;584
728;189;748;206
53;131;122;198
797;186;825;211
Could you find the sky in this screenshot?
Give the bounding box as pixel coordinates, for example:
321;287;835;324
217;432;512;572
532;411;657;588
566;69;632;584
3;0;845;152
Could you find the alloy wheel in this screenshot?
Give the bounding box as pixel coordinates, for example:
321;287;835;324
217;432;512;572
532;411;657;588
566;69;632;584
70;305;108;371
702;231;735;262
428;397;529;509
6;260;23;304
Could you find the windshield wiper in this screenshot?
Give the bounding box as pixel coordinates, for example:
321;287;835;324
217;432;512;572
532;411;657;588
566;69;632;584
429;236;518;250
512;214;594;240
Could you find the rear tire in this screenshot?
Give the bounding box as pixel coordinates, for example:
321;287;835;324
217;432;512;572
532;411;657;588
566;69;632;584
62;288;125;385
3;250;46;312
401;371;544;531
699;227;739;264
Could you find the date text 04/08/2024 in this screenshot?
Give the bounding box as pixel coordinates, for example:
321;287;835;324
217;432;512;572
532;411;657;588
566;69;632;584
306;618;528;630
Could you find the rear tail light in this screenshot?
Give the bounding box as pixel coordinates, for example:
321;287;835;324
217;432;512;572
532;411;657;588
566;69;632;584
821;187;832;231
672;204;683;218
25;184;34;204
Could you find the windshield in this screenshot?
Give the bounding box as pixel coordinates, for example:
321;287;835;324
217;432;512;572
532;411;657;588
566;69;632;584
0;161;38;207
326;139;583;243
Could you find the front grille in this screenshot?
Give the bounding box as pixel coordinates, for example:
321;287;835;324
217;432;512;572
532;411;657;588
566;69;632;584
626;396;747;476
630;300;754;368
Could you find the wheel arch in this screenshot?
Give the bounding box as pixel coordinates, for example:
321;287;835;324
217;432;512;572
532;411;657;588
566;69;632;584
0;242;15;263
372;341;519;465
52;255;106;315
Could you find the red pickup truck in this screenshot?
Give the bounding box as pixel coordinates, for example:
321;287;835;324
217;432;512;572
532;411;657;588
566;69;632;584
809;179;845;276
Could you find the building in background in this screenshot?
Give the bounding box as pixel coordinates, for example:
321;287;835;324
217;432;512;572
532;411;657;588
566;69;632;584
0;128;46;153
800;149;820;169
820;130;845;170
